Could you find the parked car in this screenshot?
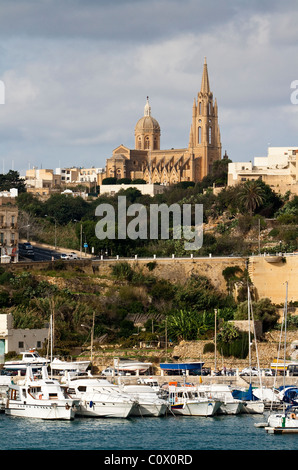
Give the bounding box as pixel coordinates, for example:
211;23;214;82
60;253;69;260
69;252;78;259
263;368;273;376
101;367;125;376
240;367;260;376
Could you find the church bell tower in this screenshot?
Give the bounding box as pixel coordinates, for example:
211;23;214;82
188;58;221;180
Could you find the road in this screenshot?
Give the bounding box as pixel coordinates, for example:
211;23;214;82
18;244;62;262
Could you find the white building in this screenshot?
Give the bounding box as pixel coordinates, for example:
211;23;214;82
228;147;298;195
99;183;167;197
0;314;49;362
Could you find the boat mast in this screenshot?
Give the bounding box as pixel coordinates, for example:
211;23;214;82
283;282;288;393
248;285;252;384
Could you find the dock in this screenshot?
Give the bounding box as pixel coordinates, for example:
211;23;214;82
265;426;298;434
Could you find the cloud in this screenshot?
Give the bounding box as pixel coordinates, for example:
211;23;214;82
0;0;297;175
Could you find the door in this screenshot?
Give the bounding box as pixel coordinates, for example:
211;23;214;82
0;339;5;363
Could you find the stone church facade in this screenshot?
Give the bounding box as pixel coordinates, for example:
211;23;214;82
98;59;222;186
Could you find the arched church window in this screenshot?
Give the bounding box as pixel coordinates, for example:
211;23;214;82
145;136;150;149
209;127;212;144
198;126;201;144
199;102;201;114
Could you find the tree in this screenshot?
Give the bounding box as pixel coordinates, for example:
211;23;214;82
0;170;26;193
238;180;265;215
167;309;200;341
235;297;279;332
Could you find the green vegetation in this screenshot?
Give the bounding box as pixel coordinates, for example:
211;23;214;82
0;260;280;360
6;163;297;359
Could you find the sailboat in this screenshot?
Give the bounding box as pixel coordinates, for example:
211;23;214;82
265;282;298;433
232;286;265;414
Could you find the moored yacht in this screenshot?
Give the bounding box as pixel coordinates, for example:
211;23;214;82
5;366;79;420
167;384;222;416
65;376;135;418
4;350;50;372
197;383;244;415
119;384;168;417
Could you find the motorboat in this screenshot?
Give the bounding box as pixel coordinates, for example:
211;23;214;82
266;388;298;432
232;384;265;414
114;359;152;374
119;384;168;417
4;350;50;372
266;408;298;432
0;375;12;412
167;384;222;416
65;376;135;418
50;357;90;375
197;383;244;415
5;366;79;420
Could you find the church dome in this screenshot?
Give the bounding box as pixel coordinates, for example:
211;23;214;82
135;115;160;132
135;97;160;132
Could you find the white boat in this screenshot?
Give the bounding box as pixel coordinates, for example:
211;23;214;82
5;366;79;420
50;357;90;374
4;350;50;371
232;384;265;414
168;384;222;416
114;359;152;374
66;376;135;418
0;375;12;412
267;408;298;432
120;384;168;417
197;384;244;415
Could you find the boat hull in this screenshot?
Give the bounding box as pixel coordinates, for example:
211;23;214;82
160;362;204;372
5;400;77;420
241;401;265;414
170;400;221;417
130;402;168;417
218;401;244;415
267;412;298;430
76;401;133;418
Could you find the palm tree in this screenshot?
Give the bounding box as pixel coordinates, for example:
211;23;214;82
238;180;265;215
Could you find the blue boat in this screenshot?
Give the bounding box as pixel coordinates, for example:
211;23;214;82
159;362;204;374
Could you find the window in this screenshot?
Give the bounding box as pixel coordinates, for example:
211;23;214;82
209;127;212;144
198;126;201;144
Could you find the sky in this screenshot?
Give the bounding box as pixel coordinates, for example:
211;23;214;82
0;0;298;177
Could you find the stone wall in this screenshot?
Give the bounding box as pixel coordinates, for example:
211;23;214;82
6;253;298;304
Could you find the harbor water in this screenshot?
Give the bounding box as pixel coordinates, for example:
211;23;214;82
1;412;297;451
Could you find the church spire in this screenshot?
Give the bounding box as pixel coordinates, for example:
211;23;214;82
200;57;210;94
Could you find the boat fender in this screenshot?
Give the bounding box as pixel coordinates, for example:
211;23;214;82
290;413;297;419
39;394;42;399
89;401;93;408
65;403;70;410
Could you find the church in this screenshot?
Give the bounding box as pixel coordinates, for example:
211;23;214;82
98;58;222;186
